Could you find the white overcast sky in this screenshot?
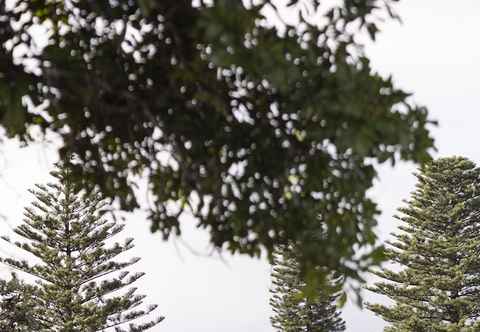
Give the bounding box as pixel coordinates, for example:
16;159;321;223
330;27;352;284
1;0;480;331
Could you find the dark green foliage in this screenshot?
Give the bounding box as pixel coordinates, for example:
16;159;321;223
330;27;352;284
0;274;39;331
367;157;480;331
0;0;435;285
270;244;346;332
0;166;163;331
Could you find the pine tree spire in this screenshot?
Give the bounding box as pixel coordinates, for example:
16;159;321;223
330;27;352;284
367;156;480;331
0;164;164;331
270;243;346;332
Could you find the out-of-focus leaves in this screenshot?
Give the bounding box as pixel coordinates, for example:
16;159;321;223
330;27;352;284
0;0;435;293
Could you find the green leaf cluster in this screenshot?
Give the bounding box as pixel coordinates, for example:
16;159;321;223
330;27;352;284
0;274;39;331
0;1;435;287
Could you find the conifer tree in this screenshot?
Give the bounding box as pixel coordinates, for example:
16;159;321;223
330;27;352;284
0;165;164;331
270;244;346;332
367;157;480;331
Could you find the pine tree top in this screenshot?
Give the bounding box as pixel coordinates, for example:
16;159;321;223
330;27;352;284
0;163;164;331
270;244;346;332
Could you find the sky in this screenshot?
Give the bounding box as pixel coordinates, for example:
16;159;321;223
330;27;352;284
1;0;480;331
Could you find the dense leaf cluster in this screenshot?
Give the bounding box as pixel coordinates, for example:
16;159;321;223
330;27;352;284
0;0;435;283
0;275;38;331
368;157;480;331
0;166;163;331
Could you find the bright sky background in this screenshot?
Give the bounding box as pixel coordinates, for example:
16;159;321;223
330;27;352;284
1;0;479;331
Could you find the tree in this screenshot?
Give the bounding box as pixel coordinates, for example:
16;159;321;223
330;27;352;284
270;243;346;332
0;165;164;331
0;0;436;284
367;157;480;331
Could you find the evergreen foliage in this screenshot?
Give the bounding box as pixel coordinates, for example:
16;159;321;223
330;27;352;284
0;166;164;331
0;274;38;331
367;157;480;331
270;244;346;332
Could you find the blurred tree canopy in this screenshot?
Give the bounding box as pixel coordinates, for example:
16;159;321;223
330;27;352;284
0;0;435;286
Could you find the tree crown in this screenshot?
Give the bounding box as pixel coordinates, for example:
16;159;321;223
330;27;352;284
0;0;436;287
